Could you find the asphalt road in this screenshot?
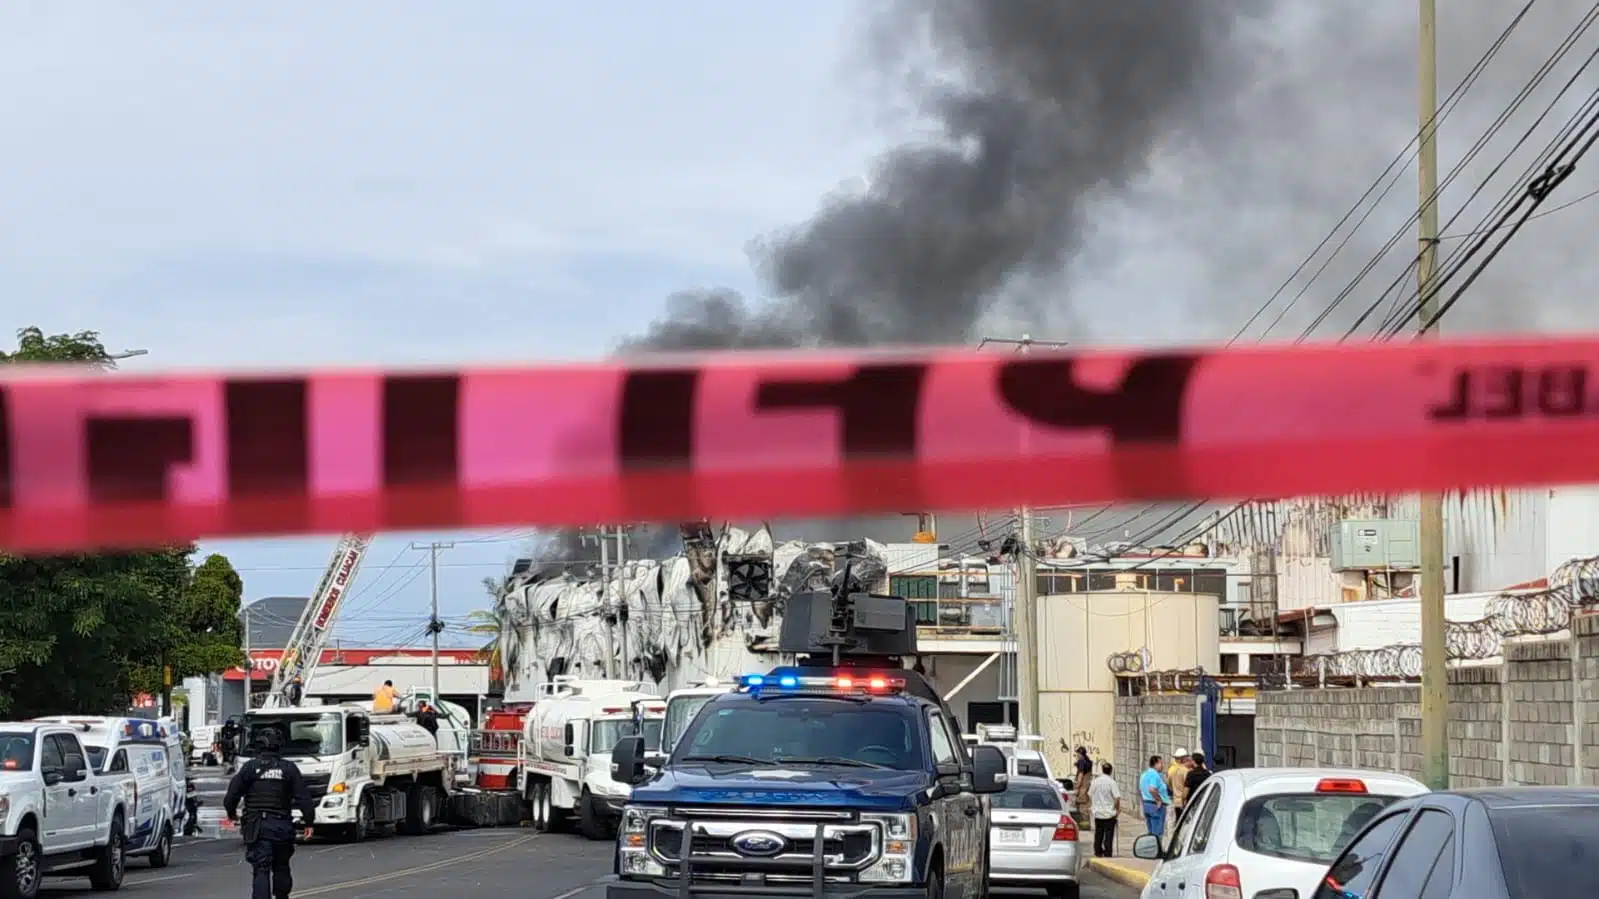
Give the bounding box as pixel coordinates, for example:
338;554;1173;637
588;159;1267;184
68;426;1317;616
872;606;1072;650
37;827;1142;899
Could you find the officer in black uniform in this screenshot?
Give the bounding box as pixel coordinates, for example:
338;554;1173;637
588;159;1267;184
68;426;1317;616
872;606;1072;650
223;728;316;899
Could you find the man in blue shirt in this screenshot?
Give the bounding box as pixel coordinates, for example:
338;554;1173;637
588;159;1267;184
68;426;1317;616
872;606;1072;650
1138;754;1172;849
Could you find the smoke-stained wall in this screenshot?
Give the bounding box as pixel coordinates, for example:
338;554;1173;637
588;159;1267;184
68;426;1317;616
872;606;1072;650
493;525;890;698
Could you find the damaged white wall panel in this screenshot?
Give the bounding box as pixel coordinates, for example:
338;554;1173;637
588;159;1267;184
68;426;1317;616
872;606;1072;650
492;525;890;700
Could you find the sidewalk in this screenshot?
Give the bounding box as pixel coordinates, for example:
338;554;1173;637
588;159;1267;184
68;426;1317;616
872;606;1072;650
1079;809;1156;890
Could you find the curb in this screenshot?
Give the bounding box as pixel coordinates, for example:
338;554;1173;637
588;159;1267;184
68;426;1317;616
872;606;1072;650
1087;858;1152;890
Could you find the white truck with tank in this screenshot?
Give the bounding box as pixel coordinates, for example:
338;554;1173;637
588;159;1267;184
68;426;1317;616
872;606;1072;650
239;704;457;842
520;678;664;839
0;721;133;899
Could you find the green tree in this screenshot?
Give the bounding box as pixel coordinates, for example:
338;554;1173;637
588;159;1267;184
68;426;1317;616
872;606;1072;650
465;599;504;673
0;326;116;367
128;554;246;707
0;328;245;716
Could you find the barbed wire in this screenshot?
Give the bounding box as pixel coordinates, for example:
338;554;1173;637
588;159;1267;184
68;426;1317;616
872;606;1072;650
1106;555;1599;686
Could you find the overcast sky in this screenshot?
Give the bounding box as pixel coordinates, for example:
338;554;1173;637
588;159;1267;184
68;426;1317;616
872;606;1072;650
6;1;1599;645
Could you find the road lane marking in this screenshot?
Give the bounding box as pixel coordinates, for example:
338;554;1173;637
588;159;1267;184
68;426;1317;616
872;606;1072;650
133;873;194;884
546;882;603;899
295;834;537;897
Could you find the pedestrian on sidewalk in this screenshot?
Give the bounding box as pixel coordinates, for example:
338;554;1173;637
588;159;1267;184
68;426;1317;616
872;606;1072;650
1184;751;1213;797
1166;749;1191;820
1087;762;1121;858
1139;755;1171;851
1072;746;1093;817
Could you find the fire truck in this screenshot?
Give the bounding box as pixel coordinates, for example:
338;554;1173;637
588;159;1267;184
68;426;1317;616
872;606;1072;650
464;681;665;837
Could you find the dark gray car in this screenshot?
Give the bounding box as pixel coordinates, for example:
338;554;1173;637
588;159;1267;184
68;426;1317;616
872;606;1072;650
1309;786;1599;899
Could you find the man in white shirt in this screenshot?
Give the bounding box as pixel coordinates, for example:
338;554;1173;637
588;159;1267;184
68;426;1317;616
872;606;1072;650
1087;762;1123;857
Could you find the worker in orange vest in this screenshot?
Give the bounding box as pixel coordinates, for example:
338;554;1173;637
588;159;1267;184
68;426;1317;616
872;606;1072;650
372;680;399;714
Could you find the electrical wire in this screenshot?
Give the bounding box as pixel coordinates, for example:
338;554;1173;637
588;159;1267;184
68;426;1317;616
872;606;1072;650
1242;0;1539;342
1097;5;1597;554
1387;73;1599;333
1335;2;1599;338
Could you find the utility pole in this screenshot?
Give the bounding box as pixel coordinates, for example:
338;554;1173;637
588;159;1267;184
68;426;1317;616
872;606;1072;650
584;528;620;678
242;607;253;709
977;335;1067;734
410;541;455;705
1417;0;1449;792
614;526;629;680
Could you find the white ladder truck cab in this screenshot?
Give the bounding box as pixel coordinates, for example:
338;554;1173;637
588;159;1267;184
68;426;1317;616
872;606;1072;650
522;678;663;840
239;704;454;842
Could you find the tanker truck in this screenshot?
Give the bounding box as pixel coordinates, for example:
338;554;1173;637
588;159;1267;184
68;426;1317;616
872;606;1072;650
522;677;663;840
240;704;458;842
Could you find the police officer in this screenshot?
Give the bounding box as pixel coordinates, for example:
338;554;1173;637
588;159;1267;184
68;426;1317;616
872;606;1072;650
223;728;316;899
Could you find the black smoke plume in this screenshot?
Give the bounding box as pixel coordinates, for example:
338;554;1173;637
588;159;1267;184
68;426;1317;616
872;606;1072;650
523;1;1272;572
623;0;1271;352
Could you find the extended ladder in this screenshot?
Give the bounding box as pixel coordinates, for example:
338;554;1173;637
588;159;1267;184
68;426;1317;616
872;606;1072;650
262;532;374;708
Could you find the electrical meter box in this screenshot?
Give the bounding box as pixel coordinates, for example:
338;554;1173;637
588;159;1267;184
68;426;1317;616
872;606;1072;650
1331;519;1421;571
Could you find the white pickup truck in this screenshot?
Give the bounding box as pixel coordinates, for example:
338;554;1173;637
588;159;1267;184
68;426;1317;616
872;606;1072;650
0;722;134;899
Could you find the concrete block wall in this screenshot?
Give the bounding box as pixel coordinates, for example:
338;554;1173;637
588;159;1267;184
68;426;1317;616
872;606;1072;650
1112;694;1202;803
1258;686;1409;771
1248;613;1599;787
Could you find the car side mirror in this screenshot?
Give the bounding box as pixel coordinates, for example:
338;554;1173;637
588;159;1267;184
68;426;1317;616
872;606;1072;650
935;761;961;780
643;750;668;769
610;735;647;786
42;769;62;787
1132;834;1162;860
969;745;1007;794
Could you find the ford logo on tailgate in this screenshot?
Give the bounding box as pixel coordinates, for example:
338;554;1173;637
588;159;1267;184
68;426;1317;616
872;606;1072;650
730;830;787;857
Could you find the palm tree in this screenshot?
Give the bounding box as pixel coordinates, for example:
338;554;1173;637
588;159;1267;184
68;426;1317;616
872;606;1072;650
465;607;503;674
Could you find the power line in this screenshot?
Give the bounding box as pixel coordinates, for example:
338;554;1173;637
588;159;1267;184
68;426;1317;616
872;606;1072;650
1230;0;1539;343
1338;2;1599;338
1382;39;1599;333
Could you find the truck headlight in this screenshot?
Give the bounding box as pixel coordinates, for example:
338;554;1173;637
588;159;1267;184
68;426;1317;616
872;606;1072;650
860;813;915;883
0;795;10;823
617;805;666;878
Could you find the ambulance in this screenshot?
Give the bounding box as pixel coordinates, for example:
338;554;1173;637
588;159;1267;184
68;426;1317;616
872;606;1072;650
34;716;188;867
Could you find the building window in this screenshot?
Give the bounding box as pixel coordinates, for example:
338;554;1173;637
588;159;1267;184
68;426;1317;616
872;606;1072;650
1220;653;1240;674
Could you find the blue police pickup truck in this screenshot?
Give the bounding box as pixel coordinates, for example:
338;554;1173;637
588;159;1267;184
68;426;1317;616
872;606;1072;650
606;667;1008;899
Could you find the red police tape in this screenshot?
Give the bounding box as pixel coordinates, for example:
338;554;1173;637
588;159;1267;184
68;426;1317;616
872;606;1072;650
1;336;1597;552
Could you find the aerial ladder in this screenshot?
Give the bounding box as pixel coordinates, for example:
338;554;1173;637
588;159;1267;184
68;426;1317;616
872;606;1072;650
261;532;375;709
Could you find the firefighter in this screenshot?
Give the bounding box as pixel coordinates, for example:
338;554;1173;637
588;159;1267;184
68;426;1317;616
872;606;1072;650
224;728;316;899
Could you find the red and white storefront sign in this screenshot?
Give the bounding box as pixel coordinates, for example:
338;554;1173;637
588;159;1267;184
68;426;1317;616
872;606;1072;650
224;648;484;681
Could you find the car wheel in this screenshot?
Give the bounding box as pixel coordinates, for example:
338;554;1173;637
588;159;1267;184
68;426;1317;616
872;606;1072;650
350;793;373;843
531;783;546;832
578;789;605;841
147;825;173;868
88;814;125;891
0;827;42;899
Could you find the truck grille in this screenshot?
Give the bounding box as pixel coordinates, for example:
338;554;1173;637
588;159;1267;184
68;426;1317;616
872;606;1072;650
648;813;880;875
302;774;331;800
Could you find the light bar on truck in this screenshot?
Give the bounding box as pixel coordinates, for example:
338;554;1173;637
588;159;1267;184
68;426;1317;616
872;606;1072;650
737;673;906;695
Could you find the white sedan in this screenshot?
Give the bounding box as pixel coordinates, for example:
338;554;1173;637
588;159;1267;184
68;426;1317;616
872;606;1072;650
1132;768;1428;899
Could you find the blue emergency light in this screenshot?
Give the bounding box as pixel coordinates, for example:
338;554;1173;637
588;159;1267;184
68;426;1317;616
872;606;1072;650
737;672;906;695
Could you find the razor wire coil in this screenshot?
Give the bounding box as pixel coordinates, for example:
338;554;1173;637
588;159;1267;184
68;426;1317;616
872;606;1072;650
1105;555;1599;686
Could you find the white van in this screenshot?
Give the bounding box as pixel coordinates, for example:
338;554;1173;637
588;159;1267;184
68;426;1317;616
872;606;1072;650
34;717;187;868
